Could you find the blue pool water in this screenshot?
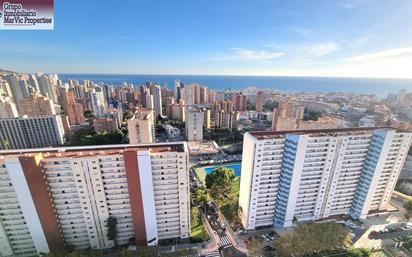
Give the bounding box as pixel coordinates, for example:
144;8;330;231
204;163;241;177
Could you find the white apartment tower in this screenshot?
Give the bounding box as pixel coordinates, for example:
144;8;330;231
185;106;204;141
127;109;155;144
0;143;190;256
239;128;412;229
0;115;66;150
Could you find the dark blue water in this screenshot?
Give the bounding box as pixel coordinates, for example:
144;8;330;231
58;74;412;98
204;163;241;177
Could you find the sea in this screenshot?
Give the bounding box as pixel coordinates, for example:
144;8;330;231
58;74;412;98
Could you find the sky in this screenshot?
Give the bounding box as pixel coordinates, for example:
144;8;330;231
1;0;412;78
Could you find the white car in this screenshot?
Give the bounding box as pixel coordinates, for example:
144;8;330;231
220;222;226;229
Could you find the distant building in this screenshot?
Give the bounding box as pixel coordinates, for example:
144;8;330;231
271;103;297;131
59;90;85;125
93;118;117;133
174;80;184;101
234;92;247;112
187;141;220;162
5;74;26;113
127;108;155;144
358;115;376;128
185;106;204;141
298;115;345;130
151;83;163;117
0;97;18;118
203;108;211;129
215;110;240;130
170;99;185;121
89;89;106;116
255;91;264;112
98;109;123;128
165;97;175;116
165;125;180;138
181;83;208;106
21;93;55;116
294;106;305;120
0;115;66;150
145;92;154;110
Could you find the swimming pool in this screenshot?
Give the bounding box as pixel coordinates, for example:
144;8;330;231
203;163;241;177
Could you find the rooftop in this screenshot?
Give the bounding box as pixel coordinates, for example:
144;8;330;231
249;127;411;140
0;142;187;159
187;141;219;155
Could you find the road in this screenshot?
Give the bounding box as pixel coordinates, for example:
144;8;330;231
199;203;248;257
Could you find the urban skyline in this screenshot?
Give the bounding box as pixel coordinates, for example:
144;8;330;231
2;0;412;78
2;1;412;257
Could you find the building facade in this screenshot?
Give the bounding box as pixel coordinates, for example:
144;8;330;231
239;128;412;229
0;116;66;150
0;143;190;256
93;118;117;133
185;106;204;141
0;97;18;119
127;109;155;144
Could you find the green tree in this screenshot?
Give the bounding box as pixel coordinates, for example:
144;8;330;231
136;248;157;257
107;216;118;248
191;187;210;207
205;167;235;203
84;110;94;118
263;101;278;112
115;248;132;257
1;139;9;150
347;248;371;257
303;111;322;121
247;238;265;257
404;200;412;213
276;222;350;257
404;200;412;220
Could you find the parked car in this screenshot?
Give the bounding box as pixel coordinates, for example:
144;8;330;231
239;230;248;235
220;222;226;230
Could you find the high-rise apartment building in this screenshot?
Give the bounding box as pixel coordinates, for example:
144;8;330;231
93;118;117;133
255;91;264;112
60;91;85;125
215;110;240;130
89;89;106;116
239;128;412;229
151;84;163;117
0;116;66;150
272;102;297;131
21;93;55;116
169;99;185;121
234;92;247;112
0;142;190;256
185;106;204;141
5;75;25;113
37;74;58;103
174;80;184;101
127;109;155;144
0;97;18;118
181;83;208;106
203;108;211;129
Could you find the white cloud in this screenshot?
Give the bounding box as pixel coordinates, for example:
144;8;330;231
301;42;340;58
340;0;371;9
221;48;284;61
346;46;412;62
343;35;371;48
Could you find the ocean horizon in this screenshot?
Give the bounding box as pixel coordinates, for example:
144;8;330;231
58;74;412;98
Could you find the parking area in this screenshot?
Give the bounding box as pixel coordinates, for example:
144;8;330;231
354;222;412;250
235;228;276;248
